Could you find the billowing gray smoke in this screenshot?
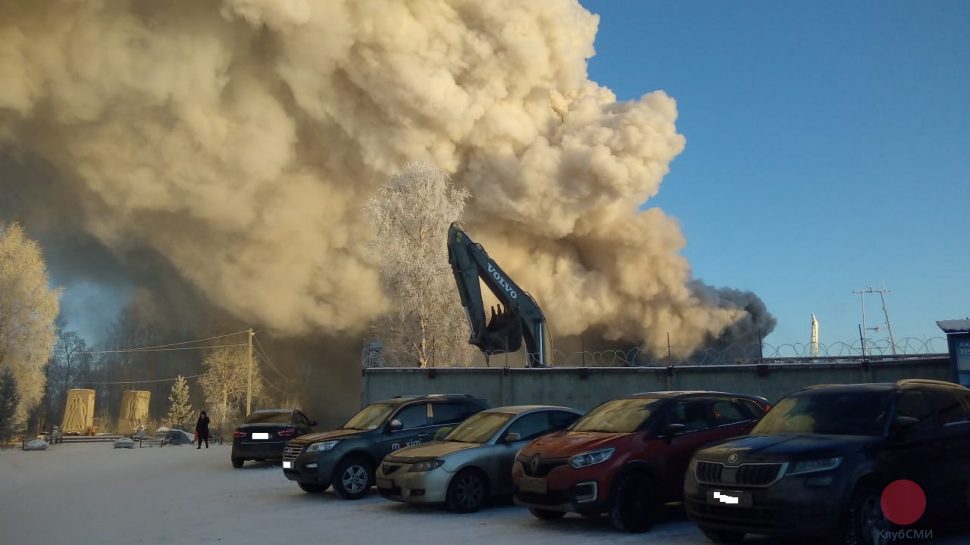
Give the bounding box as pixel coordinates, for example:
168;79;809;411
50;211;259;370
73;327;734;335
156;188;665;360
0;0;769;358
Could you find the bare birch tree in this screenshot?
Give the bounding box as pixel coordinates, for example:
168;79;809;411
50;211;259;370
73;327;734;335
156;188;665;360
199;346;263;432
364;163;474;367
0;223;60;422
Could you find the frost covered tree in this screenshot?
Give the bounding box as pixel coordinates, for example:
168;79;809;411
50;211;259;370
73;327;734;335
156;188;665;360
0;368;20;445
166;375;193;430
364;163;474;367
0;223;60;423
199;346;263;431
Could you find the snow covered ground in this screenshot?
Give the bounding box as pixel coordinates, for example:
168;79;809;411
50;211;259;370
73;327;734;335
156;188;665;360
1;443;965;545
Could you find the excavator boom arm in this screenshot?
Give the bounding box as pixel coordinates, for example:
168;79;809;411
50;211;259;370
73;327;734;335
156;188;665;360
447;223;548;367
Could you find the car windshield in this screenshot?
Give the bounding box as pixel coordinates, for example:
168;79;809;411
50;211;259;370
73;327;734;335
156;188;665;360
244;412;291;424
342;403;396;430
570;398;660;433
752;390;892;436
445;412;512;444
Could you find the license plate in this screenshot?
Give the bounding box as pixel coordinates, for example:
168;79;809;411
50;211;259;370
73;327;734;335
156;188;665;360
376;478;393;490
252;432;269;440
283;461;292;469
519;476;547;494
708;489;752;507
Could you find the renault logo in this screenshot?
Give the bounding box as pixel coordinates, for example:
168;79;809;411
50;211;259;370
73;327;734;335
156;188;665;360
530;454;541;474
727;453;739;465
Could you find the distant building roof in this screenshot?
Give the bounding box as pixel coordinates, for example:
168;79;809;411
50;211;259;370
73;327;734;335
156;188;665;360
937;320;970;334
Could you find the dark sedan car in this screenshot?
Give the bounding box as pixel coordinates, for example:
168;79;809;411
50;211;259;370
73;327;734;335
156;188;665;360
231;409;316;468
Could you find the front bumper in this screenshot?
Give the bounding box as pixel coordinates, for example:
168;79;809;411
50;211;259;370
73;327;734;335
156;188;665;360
282;444;341;485
511;460;607;514
376;463;452;504
684;467;850;537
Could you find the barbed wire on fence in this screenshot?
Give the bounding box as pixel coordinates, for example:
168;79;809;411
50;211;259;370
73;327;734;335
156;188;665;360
363;336;949;368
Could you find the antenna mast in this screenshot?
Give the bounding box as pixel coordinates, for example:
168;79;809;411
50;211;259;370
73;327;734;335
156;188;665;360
852;287;897;356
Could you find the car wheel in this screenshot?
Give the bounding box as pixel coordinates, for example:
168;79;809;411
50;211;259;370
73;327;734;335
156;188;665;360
446;469;489;513
609;472;657;533
231;457;244;468
842;483;891;545
700;527;746;543
333;456;372;500
528;508;566;520
298;482;330;494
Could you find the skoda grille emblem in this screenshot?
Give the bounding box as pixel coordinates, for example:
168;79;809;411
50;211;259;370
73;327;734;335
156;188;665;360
530;454;541;473
382;464;391;473
727;453;739;465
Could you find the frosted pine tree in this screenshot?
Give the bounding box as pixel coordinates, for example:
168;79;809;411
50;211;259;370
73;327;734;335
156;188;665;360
166;375;193;431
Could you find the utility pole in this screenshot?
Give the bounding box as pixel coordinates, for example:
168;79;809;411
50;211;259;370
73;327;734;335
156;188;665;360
246;328;254;416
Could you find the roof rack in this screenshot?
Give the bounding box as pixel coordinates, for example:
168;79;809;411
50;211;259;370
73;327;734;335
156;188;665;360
896;379;963;388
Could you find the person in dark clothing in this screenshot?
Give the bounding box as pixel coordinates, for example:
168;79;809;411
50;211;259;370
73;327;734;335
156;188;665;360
196;411;210;449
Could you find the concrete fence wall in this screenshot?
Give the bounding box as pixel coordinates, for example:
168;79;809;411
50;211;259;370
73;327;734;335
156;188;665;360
362;357;952;411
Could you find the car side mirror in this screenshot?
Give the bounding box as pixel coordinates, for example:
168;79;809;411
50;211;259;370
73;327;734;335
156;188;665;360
433;426;454;441
662;423;687;443
388;419;403;432
504;432;521;443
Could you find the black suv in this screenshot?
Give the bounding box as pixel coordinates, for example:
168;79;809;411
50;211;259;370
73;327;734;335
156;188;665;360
282;394;487;499
685;380;970;544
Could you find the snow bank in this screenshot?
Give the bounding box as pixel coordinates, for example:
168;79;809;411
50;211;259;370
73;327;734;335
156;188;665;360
113;438;135;449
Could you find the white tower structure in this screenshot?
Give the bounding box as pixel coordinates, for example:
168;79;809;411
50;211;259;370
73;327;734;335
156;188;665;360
810;314;820;358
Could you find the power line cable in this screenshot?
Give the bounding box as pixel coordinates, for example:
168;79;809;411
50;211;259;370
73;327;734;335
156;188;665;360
252;335;293;382
254;351;293;383
81;373;204;386
80;343;248;355
82;329;251;354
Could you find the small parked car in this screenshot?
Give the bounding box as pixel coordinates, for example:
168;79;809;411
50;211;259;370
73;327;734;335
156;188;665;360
685;379;970;544
513;391;769;532
283;394;488;499
377;405;582;512
231;409;316;468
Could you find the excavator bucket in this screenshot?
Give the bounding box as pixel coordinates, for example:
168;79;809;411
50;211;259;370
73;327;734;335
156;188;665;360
480;304;523;354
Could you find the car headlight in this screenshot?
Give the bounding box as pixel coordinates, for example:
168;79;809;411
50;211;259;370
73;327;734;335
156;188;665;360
305;440;340;453
408;459;445;472
569;448;615;469
786;457;842;476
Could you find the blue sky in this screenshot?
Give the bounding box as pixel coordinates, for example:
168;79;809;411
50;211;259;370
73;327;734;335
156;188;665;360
580;0;970;352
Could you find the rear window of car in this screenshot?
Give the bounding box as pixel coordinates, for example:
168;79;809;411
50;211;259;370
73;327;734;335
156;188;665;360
244;412;291;424
431;402;469;424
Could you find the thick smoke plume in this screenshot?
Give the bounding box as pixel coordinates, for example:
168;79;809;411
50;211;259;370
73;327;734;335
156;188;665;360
0;0;766;358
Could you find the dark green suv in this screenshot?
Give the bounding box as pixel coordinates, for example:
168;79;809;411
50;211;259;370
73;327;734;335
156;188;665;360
282;394;488;499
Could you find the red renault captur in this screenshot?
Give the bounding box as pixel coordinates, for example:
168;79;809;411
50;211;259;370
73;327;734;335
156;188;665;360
512;391;769;533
